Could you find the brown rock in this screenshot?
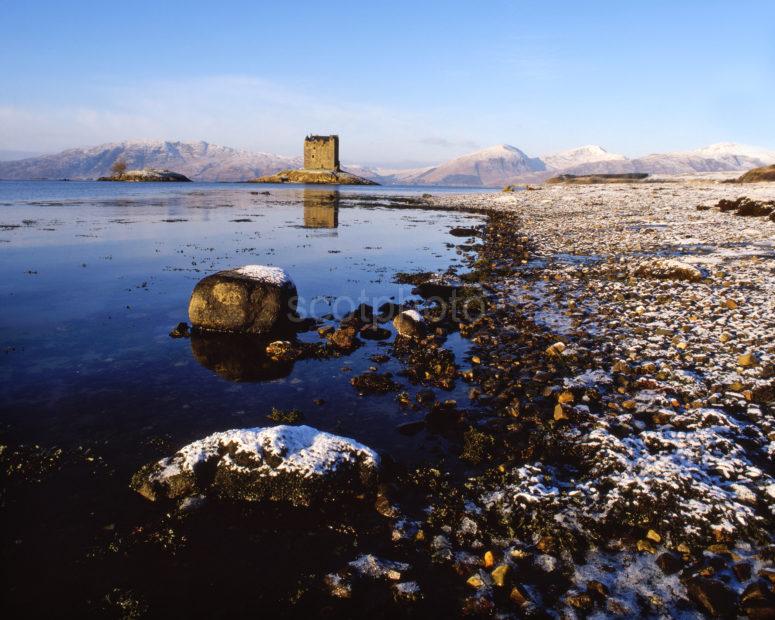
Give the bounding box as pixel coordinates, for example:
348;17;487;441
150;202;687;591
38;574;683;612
188;265;297;334
685;576;738;617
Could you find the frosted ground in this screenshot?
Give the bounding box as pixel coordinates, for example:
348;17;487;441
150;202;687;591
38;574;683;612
407;182;775;616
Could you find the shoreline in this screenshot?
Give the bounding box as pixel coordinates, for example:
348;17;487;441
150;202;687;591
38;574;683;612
1;181;773;616
391;181;775;615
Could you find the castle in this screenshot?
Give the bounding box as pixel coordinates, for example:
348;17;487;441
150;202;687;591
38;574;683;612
252;134;376;185
304;135;340;171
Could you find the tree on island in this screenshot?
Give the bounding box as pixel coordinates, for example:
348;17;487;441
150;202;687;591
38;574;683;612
111;159;128;177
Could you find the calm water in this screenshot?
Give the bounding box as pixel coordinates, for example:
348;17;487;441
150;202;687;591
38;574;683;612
0;181;485;615
0;181;484;455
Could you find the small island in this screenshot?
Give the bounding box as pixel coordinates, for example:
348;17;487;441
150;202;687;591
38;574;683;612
546;172;649;184
98;159;192;182
251;135;378;186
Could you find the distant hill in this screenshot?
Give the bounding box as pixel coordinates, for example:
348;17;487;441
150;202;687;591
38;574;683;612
1;140;773;186
382;145;546;186
541;145;627;171
0;141;300;182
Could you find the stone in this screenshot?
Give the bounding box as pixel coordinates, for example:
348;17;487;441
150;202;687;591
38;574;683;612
733;562;752;581
393;310;426;339
738;352;759;368
685;576;738;618
350;372;400;394
188;265;298;335
327;326;361;351
130;425;379;507
633;259;703;282
323;573;352;599
265;340;298;362
449;227;479;237
491;564;509;587
392;581;422;603
169;322;190;338
646;529;662;543
566;591;595;611
546;341;566;356
656;552;683;575
466;575;485;588
636;539;656;553
509;585;531;607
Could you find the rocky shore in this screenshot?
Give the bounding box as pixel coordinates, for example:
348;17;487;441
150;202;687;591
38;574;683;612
366;181;775;616
251;168;378;185
3;180;774;617
151;181;774;616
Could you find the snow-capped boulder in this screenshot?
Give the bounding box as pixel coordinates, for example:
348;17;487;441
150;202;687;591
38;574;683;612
131;425;380;507
393;310;425;339
188;265;298;334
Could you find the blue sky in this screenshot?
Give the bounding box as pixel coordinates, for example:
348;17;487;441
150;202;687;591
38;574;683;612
1;0;773;166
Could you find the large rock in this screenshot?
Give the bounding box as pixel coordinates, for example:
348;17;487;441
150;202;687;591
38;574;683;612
131;425;380;507
188;265;298;334
393;310;426;339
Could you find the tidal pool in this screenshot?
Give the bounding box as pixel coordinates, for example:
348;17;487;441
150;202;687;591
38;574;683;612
0;181;485;616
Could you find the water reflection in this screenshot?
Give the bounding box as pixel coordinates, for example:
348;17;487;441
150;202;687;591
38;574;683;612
303;189;339;231
190;332;294;382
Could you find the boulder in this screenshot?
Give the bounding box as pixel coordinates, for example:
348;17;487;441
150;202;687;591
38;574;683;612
188;265;298;334
393;310;426;339
633;259;703;282
131;425;380;507
685;576;738;617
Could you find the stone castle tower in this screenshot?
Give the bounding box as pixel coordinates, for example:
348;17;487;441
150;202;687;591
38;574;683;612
304;135;340;171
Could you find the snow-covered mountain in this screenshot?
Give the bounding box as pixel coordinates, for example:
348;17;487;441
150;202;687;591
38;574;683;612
0;141;301;182
382;145;546;186
542;145;627;170
1;140;773;185
558;142;775;177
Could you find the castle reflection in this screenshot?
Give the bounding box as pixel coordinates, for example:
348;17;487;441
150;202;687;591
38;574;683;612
303;189;339;231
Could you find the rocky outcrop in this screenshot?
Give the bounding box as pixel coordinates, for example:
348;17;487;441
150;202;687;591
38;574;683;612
545;173;649;184
97;168;192;182
188;265;298;335
252;168;378;185
130;425;380;507
737;164;775;183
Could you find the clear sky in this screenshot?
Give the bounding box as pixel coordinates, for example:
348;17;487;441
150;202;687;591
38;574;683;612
1;0;773;166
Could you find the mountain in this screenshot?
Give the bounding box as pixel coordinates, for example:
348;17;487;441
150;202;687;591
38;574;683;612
0;141;300;181
383;145;546;186
558;142;775;177
542;145;627;170
0;149;45;162
1;140;774;186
